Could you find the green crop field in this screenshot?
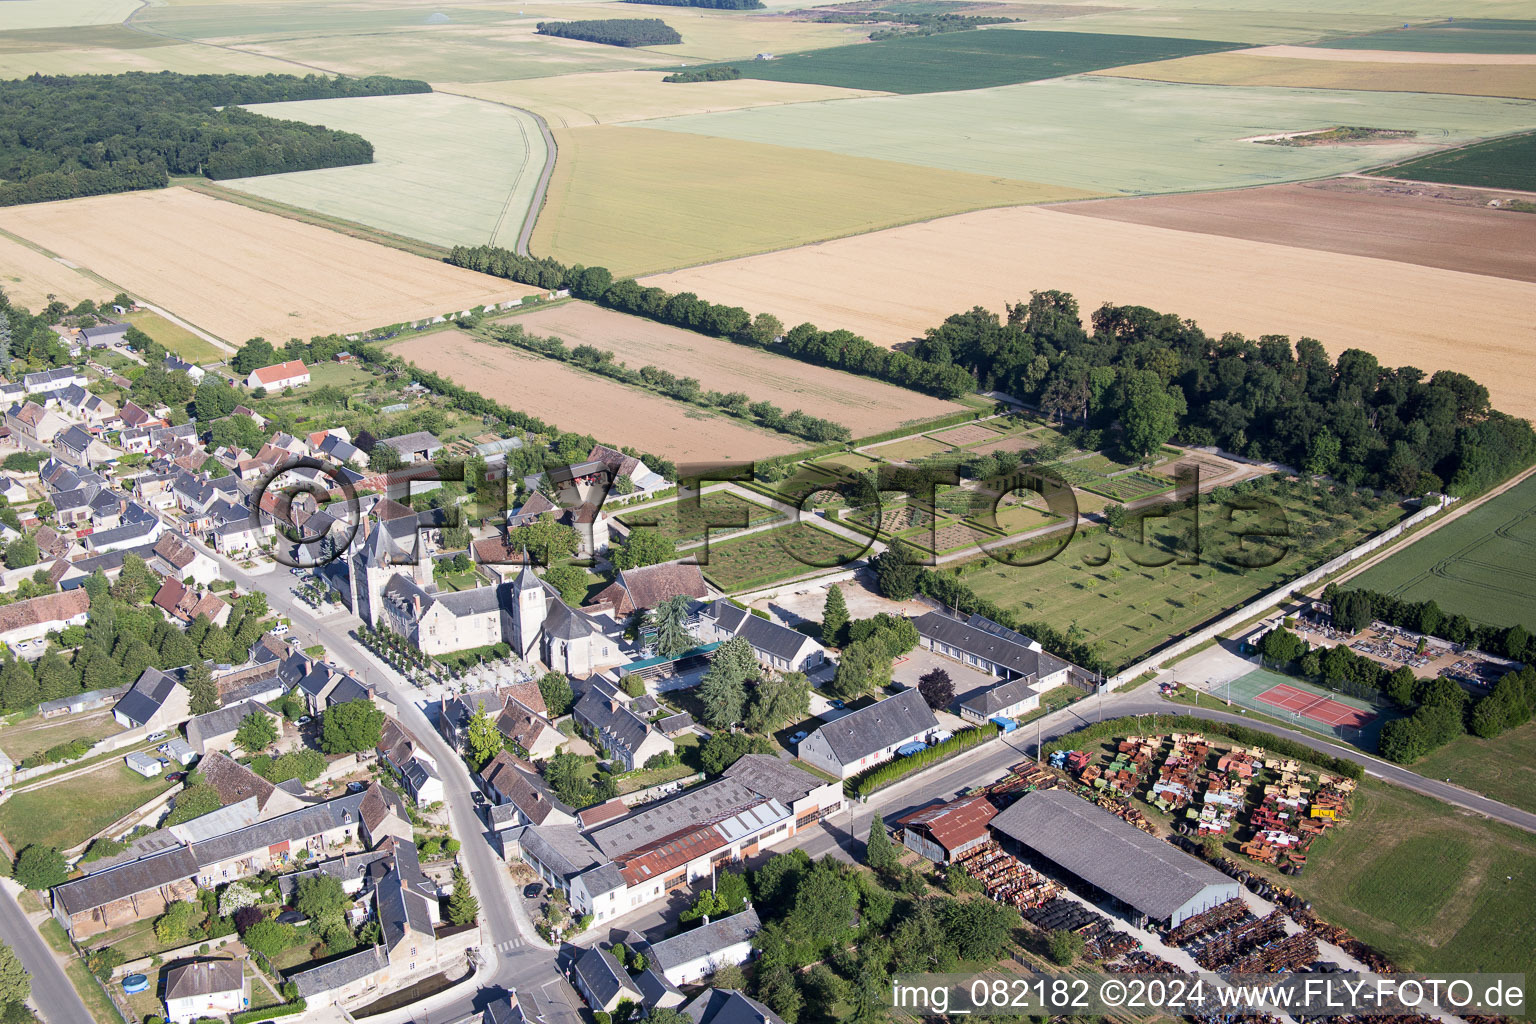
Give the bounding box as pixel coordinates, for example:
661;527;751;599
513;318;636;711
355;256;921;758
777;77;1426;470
958;479;1407;671
1243;778;1536;978
688;29;1241;94
1318;18;1536;53
617;490;784;544
645;76;1536;195
1346;474;1536;628
221;93;547;251
1368;130;1536;192
123;310;225;364
699;520;867;591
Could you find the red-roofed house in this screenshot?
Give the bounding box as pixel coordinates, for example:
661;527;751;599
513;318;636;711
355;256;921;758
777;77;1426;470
245;360;310;390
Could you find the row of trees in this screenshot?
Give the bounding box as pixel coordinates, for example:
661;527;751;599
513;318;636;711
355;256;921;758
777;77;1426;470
662;67;744;82
0;73;429;205
1325;583;1535;663
625;0;761;8
534;18;681;45
492;323;851;442
442;246;977;400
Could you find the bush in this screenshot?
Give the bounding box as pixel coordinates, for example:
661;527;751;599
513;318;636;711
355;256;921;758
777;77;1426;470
232;1001;306;1024
849;725;999;797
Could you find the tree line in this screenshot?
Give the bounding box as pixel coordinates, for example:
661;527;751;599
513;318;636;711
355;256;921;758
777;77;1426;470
490;322;852;443
0;72;429;206
1324;582;1534;663
444;245;976;399
534;18;682;45
915;293;1535;488
662;67;743;82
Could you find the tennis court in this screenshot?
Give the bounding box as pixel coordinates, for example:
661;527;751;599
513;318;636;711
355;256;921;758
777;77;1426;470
1254;681;1378;729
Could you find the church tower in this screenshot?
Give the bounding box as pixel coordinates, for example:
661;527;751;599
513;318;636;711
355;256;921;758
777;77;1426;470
512;559;546;661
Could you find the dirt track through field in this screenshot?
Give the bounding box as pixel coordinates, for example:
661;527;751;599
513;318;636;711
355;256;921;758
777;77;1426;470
504;303;966;435
0;188;534;343
391;330;800;462
641;204;1536;419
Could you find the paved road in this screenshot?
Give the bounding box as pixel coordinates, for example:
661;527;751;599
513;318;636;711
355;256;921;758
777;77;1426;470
515;110;557;258
188;543;583;1022
0;883;91;1024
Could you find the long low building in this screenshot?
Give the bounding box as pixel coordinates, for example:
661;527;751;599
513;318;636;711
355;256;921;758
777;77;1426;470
515;757;839;928
989;789;1240;927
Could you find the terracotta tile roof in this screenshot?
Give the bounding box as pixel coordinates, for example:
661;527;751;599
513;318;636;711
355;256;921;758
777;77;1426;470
153;532;198;569
592;562;708;616
0;589;89;635
190;594;228;622
249;360;308;385
499;682;547;718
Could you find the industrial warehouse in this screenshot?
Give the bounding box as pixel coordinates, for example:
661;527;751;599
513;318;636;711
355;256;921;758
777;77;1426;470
989;789;1241;927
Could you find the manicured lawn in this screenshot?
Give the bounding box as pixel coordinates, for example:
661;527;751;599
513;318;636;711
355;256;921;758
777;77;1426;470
123;309;225;364
618;491;783;545
1241;778;1536;978
699;521;868;592
1409;721;1536;814
1347;473;1536;628
0;712;124;762
434;568;484;593
0;764;175;851
958;479;1407;672
866;436;950;462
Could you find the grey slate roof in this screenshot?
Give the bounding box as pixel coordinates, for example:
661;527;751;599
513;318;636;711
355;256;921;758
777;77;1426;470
290;944;388;999
518;825;602;878
484;996;525;1024
586;778;765;860
163;958;243;1000
914;610;1070;680
808;689;937;766
634;966;683;1009
683;988;786;1024
702;600;817;663
187;701;273;743
52;846;200;917
114;667;180;727
960;676;1043;717
989;789;1237;923
723;754;824;806
573;682;658;762
190;788;371;866
573;947;639;1008
648;908;761;973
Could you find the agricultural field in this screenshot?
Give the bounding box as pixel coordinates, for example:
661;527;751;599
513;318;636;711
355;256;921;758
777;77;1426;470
0;36;295;78
0;188;534;345
689;28;1242;93
1247;778;1536;978
0;763;174;852
0;231;109;310
221;93;548;251
641;75;1536;193
504;302;968;434
1094;51;1536;100
122;310;228;363
1006;11;1430;45
1316;18;1536;54
389;330;800;462
531;124;1089;275
616;490;784;544
0;0;140;31
696;520;868;591
439;72;883;129
1368;130;1536;191
1060;179;1536;283
640;204;1536;419
958;479;1408;671
1345;473;1536;628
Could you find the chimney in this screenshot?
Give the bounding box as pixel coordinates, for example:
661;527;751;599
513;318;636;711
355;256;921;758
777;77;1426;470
412;594;422;616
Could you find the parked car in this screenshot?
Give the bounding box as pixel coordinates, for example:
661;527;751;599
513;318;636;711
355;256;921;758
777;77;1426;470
472;791;487;806
146;731;167;742
270;622;289;636
166;772;186;784
788;730;808;745
297;716;312;725
829;699;845;710
347;781;366;793
523;883;543;899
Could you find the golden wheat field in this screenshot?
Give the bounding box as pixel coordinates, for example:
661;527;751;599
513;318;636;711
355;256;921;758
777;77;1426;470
0;232;111;310
391;330;802;462
504;302;967;434
1095;51;1536;99
641;204;1536;419
0;188;535;344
